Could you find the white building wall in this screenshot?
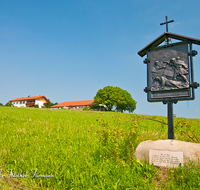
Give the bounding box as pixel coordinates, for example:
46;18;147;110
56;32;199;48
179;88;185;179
35;100;44;108
12;101;27;107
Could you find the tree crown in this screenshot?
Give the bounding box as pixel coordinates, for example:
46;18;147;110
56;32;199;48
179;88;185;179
94;86;136;113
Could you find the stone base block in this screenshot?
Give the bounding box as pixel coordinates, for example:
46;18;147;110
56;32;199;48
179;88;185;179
134;140;200;167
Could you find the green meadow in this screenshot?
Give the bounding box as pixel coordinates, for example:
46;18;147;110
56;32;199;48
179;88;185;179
0;107;199;189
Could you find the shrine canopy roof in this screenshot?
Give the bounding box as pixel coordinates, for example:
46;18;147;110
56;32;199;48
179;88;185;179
138;32;200;57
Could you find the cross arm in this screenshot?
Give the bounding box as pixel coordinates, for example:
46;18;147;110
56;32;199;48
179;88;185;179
160;20;174;25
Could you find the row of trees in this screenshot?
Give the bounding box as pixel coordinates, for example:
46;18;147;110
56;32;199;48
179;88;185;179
0;102;12;107
94;86;136;113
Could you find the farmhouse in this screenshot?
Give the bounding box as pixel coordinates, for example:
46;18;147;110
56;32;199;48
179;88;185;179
10;95;50;108
51;100;95;110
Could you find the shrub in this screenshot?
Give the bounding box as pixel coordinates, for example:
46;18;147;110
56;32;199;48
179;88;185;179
96;118;139;163
5;102;13;107
83;106;91;111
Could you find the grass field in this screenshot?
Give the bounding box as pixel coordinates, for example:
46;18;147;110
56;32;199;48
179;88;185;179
0;107;199;189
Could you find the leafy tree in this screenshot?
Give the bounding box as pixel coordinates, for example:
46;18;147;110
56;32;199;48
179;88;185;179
94;86;115;111
94;86;136;113
5;102;13;107
0;103;3;106
44;100;58;108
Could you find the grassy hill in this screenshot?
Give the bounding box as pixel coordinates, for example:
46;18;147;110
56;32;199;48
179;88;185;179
0;107;199;189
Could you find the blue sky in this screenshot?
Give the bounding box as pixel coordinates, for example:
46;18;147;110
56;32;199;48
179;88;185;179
0;0;200;118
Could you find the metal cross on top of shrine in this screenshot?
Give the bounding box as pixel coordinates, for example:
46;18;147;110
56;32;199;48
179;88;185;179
160;16;174;33
160;16;174;45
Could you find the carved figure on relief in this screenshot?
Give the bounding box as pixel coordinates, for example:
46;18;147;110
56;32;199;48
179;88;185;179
169;57;189;83
151;54;189;91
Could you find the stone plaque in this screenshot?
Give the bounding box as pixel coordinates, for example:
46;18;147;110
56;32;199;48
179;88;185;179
149;149;183;167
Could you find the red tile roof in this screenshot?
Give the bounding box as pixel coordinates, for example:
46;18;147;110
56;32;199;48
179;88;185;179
51;100;94;108
10;96;50;103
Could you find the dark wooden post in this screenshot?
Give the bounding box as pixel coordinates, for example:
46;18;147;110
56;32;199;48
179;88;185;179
167;102;174;139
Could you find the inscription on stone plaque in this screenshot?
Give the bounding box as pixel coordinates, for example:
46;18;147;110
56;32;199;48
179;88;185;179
149;149;183;167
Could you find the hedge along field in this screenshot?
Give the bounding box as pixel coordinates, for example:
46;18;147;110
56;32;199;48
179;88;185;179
0;107;199;189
